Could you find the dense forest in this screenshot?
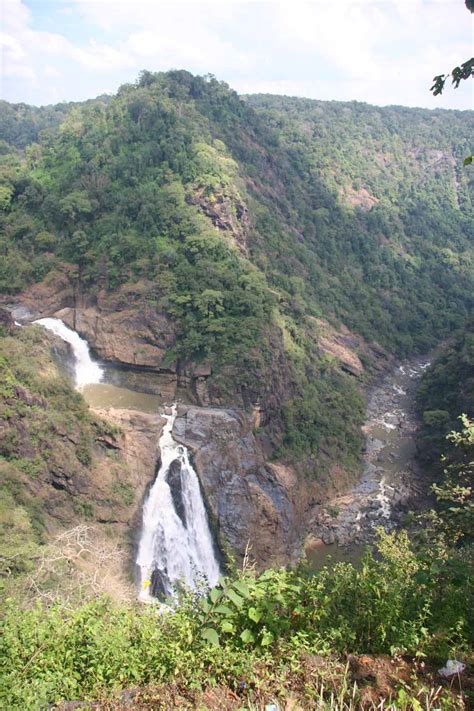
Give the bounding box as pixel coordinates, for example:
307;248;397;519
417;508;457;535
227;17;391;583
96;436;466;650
0;72;473;708
2;74;473;354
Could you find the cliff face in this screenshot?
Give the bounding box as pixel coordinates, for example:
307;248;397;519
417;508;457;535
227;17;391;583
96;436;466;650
6;274;177;372
173;406;306;567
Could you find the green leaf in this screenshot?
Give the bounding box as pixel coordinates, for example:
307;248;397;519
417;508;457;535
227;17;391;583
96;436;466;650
233;580;251;598
240;628;255;644
214;604;233;616
248;607;262;623
210;588;221;603
261;631;274;646
220;620;235;634
463;155;473;166
226;589;244;609
199;598;210;614
201;627;220;646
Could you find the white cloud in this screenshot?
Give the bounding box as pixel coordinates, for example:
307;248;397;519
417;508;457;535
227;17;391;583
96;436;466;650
44;64;62;78
272;2;388;81
0;0;472;109
71;40;135;71
1;31;27;63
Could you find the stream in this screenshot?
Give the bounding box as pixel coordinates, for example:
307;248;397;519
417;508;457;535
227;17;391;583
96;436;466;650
307;356;431;568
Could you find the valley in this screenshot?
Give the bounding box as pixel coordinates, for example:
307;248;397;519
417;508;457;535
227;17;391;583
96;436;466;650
308;356;432;567
17;312;440;591
0;69;472;709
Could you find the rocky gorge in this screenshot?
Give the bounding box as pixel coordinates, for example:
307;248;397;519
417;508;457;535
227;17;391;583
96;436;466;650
306;358;433;565
3;281;432;596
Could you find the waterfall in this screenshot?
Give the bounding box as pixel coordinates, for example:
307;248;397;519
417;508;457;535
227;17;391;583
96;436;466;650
136;404;220;601
34;317;219;600
34;318;103;388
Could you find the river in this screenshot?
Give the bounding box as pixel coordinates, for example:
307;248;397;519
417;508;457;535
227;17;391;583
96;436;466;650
307;356;431;568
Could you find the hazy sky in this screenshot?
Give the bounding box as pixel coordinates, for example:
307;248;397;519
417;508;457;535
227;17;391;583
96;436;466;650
1;0;473;109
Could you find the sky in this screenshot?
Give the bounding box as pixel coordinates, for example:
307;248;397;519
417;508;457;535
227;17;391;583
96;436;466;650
1;0;473;109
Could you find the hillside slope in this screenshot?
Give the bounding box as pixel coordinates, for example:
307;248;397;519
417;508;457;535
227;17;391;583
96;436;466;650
0;311;161;602
417;320;474;467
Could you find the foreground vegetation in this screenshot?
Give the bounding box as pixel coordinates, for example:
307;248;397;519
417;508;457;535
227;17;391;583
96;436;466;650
1;527;472;709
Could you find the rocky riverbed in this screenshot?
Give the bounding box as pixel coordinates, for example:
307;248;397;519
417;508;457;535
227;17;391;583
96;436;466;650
307;357;431;563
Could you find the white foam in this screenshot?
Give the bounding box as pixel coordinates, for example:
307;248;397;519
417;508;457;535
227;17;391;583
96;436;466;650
137;405;220;601
34;317;103;389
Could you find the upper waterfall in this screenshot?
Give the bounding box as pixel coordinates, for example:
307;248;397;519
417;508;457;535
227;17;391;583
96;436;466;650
136;404;220;601
34;318;103;389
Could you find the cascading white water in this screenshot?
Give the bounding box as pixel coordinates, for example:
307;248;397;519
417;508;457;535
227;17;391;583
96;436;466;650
376;476;392;519
34;317;103;388
136;404;220;601
33;317;218;600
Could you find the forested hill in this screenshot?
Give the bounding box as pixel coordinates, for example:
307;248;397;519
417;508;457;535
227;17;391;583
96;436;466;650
1;73;473;349
0;71;473;470
0;97;111;149
244;93;474;350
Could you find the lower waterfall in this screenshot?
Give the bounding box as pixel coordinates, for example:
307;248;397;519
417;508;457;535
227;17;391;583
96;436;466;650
136;404;220;601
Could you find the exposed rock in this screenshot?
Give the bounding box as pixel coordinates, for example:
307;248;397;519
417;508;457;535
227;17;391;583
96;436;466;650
194;377;210;406
189;186;250;255
173;406;306;567
318;335;363;376
150;569;169;601
166;458;187;528
56;298;176;372
304;535;326;556
3;264;76;319
308;316;390;377
193;362;212;378
90;407;162;527
3;274;178;374
340;184;379;212
322;531;336;545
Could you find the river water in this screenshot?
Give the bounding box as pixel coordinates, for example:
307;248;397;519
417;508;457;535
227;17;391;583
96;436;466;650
307;357;431;568
34;317;162;412
82;383;161;413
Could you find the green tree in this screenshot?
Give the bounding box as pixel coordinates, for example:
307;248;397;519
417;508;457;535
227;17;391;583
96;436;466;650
432;415;474;542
